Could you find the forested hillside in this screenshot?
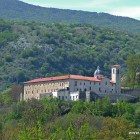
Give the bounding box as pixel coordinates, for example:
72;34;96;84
0;19;140;91
0;0;140;34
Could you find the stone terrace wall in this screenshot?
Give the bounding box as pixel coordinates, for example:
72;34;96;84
122;89;140;98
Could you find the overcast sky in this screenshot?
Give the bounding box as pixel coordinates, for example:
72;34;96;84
21;0;140;20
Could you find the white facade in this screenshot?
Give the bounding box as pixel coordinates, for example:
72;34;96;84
68;78;116;94
52;90;79;101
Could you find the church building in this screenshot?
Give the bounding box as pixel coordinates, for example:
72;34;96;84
23;65;121;101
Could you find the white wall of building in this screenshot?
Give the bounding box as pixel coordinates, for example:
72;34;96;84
69;78;116;94
70;92;79;101
111;66;121;94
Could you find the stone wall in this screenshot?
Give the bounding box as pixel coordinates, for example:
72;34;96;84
121;89;140;98
24;80;69;100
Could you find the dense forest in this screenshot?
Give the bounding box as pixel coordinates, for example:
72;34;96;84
0;92;140;140
0;68;139;140
0;0;140;34
0;19;140;91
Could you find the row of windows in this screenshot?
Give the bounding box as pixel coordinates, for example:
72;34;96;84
76;87;101;92
75;87;114;93
26;88;61;94
26;82;68;88
25;86;70;94
26;86;115;94
74;81;103;87
75;81;114;86
58;95;78;100
26;89;58;94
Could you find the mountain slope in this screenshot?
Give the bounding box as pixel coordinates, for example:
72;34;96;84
0;0;140;34
0;19;140;91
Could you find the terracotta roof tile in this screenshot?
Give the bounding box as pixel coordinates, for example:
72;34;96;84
24;75;101;84
112;65;120;68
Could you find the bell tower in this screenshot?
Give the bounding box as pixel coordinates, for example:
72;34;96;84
111;65;121;93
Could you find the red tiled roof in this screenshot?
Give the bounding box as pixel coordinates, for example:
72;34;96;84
112;65;120;68
24;75;101;84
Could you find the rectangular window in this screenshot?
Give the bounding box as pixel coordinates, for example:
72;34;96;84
90;87;91;90
113;69;115;74
62;96;64;100
117;69;119;74
67;87;70;91
75;81;77;86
